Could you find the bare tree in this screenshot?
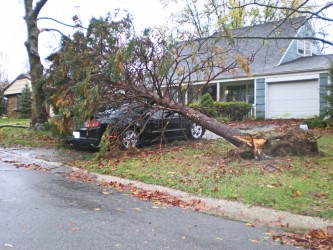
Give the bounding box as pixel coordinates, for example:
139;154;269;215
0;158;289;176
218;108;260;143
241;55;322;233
24;0;49;125
160;0;333;49
24;0;81;126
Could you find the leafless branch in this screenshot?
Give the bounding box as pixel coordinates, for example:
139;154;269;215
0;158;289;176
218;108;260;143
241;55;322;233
38;17;87;29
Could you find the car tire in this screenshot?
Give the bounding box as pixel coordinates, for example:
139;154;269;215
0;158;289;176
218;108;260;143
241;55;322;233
189;123;205;139
122;129;139;149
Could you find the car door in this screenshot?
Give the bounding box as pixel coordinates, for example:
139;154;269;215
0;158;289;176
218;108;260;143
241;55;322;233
145;110;164;140
161;110;185;138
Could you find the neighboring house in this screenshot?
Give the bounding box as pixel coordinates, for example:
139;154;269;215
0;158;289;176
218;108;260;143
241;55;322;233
177;16;332;119
3;74;31;118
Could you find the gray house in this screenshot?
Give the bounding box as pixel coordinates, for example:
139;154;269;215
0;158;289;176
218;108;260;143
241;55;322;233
179;16;332;119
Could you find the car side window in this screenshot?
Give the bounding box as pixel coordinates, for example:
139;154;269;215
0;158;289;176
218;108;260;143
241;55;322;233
151;110;164;119
163;110;180;118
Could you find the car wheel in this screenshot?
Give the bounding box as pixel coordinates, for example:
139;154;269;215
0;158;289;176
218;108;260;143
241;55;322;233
189;123;204;139
122;129;139;149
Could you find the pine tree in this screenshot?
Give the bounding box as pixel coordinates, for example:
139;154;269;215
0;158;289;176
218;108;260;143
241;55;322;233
0;88;6;116
18;83;32;118
326;64;333;116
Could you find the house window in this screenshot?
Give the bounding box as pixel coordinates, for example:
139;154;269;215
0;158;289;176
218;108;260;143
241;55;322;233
297;40;317;56
248;85;254;104
226;85;246;102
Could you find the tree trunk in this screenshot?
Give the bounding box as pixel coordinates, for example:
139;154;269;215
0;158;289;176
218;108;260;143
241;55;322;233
123;84;246;147
175;105;245;147
24;0;49;126
123;84;320;159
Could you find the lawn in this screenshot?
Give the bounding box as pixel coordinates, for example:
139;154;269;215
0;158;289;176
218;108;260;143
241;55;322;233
0;118;60;147
70;127;333;219
1;117;333;219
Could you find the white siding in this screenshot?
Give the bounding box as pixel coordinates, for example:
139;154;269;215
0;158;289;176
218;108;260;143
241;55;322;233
4;78;31;96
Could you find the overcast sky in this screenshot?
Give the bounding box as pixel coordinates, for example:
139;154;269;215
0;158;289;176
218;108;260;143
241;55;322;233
0;0;332;82
0;0;171;82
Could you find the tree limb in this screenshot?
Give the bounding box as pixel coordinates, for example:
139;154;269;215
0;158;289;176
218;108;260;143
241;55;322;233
0;125;29;129
38;17;87;29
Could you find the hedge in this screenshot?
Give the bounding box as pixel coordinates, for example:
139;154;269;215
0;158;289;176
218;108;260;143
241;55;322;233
214;101;252;121
189;99;252;121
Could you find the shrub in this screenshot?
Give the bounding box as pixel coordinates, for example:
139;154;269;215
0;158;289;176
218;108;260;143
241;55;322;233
214;101;252;121
305;64;333;128
189;97;252;121
303;116;333;129
193;93;218;117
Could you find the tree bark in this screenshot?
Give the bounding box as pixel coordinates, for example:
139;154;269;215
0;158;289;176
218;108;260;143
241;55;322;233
24;0;49;126
120;83;246;147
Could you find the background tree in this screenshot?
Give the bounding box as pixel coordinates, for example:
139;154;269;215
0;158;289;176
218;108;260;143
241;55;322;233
23;0;84;126
24;0;49;125
326;64;333;116
18;83;32;118
160;0;332;47
0;87;6;116
0;55;9;116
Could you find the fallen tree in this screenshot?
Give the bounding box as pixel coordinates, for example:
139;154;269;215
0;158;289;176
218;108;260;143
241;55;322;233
232;128;321;160
45;14;322;160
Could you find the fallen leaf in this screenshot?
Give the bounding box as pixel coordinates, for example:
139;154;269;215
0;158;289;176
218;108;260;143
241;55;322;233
94;208;101;211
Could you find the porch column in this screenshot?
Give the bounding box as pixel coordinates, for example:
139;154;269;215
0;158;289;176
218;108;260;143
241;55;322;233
216;82;220;101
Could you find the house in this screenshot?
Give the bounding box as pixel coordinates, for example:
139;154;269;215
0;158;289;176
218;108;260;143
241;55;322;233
3;73;31;118
176;16;332;119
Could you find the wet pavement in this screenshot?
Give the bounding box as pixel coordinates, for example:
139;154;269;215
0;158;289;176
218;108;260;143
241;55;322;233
0;155;298;250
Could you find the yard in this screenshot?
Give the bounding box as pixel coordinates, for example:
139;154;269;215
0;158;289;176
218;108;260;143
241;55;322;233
1;117;333;219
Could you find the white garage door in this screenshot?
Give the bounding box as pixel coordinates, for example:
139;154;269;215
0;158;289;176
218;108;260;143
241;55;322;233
267;80;319;119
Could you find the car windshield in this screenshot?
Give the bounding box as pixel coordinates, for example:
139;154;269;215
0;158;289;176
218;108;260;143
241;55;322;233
97;103;146;118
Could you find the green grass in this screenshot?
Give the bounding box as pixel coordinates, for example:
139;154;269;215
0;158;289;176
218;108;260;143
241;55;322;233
74;134;333;219
0;118;30;126
0;118;60;147
2;117;333;219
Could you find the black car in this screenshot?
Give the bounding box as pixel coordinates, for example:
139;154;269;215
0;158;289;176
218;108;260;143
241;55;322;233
66;104;205;149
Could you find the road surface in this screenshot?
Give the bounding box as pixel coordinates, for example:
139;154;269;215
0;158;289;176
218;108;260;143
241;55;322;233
0;149;296;250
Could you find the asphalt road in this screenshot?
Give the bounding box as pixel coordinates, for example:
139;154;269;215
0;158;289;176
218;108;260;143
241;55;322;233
0;153;297;250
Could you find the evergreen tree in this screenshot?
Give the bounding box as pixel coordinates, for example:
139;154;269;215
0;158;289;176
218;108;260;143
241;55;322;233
18;83;32;118
0;87;6;116
327;64;333;116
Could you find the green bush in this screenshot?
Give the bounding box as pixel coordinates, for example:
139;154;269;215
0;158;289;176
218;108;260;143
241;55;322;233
214;101;252;121
189;96;252;121
304;64;333;128
303;116;333;129
193;93;218;117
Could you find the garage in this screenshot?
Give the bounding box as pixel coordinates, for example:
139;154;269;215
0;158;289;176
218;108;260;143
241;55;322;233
266;80;319;119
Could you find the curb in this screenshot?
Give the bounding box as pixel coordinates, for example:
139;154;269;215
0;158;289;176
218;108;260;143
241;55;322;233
2;147;333;231
93;171;333;231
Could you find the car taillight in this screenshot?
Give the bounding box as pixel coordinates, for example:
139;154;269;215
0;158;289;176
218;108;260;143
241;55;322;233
84;119;99;128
